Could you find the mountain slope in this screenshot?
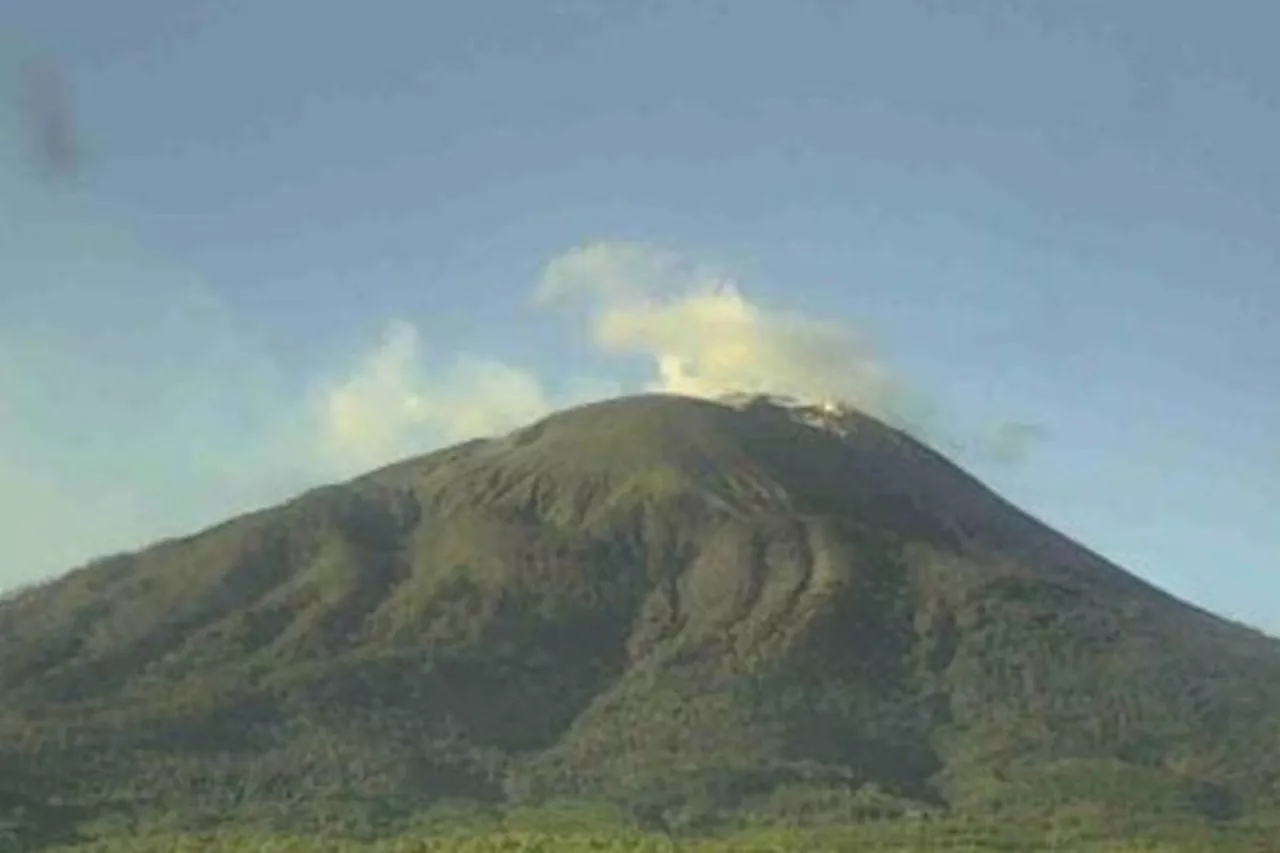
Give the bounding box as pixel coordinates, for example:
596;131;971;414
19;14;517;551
2;392;1278;840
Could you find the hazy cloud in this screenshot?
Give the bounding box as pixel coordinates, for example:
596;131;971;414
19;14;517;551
538;241;687;304
315;318;628;477
983;421;1051;467
316;321;558;475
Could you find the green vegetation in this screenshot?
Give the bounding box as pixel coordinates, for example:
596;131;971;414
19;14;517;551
3;394;1278;850
24;808;1280;853
12;790;1280;851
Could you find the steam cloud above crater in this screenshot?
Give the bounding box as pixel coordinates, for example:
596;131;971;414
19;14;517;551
537;242;895;412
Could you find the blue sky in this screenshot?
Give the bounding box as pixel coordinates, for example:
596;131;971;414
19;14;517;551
1;2;1276;633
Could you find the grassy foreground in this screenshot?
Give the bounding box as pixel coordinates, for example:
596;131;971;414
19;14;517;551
29;813;1280;853
34;830;1280;853
11;797;1280;851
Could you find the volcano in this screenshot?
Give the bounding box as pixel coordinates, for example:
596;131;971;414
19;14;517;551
2;393;1278;840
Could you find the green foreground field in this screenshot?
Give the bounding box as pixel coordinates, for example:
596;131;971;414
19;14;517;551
35;828;1280;853
25;808;1280;853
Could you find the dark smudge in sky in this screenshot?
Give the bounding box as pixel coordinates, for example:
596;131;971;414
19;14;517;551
17;59;82;182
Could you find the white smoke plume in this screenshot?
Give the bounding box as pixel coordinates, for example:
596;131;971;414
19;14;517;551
538;241;895;414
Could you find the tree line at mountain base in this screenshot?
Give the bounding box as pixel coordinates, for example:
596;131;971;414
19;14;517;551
8;800;1280;853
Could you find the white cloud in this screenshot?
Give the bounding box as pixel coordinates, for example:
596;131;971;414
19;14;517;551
538;241;895;414
315;320;623;477
316;321;559;474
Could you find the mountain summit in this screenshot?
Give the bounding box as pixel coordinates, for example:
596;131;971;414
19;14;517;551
2;392;1278;839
